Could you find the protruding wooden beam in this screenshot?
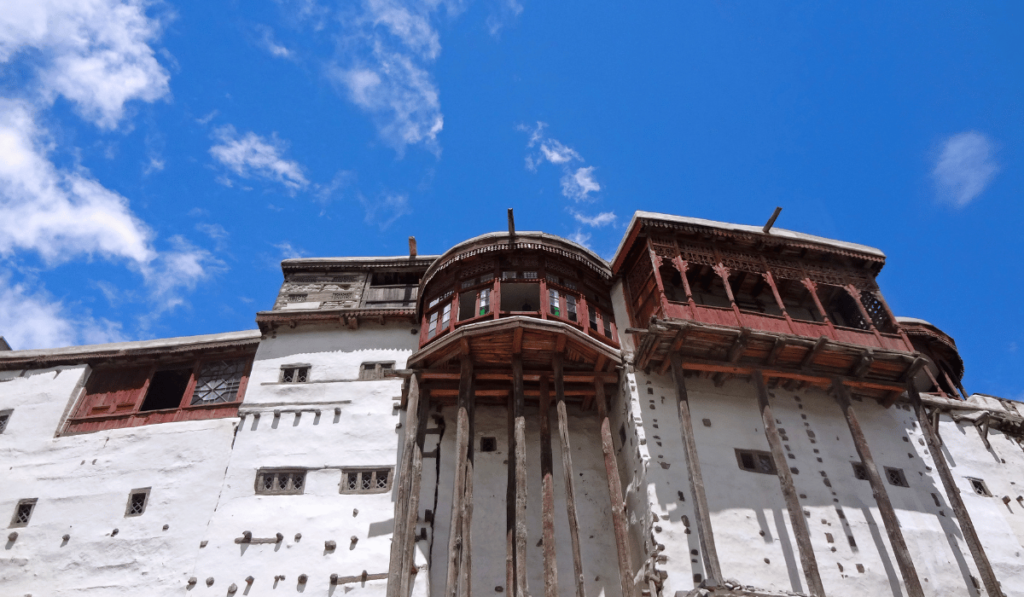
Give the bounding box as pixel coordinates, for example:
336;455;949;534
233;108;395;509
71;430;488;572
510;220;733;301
727;329;750;363
539;379;558;597
596;382;635;597
851;349;874;378
765;337;787;367
669;353;722;585
555;356;586;597
832;379;924;597
753;371;824;596
508;208;516;244
388;374;423;597
909;384;1004;597
800;336;829;370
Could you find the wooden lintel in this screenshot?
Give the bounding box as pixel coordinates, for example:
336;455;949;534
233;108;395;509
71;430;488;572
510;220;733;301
419;370;619;383
674;358;906;394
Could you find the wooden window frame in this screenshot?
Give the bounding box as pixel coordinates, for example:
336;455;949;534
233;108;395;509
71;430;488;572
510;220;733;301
358;362;396;381
884;466;909;488
10;498;37;528
280;364;311;383
255;468;307;495
735;449;777;475
851;462;869;481
967;477;991;497
125;487;151;517
0;409;11;434
340;467;394;494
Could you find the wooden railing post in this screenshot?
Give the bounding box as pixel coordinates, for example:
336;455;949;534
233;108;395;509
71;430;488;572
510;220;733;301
832;379;924;597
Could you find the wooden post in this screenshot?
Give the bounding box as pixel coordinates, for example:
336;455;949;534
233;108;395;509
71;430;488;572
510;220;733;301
459;356;475;597
760;264;799;336
515;417;529;597
832;379;924;597
669;354;722;585
843;283;885;345
539;378;559;597
388;373;423;597
596;382;635;597
801;278;837;340
508;355;527;597
909;384;1004;597
753;370;825;596
399;386;430;597
445;357;474;597
648;241;673;318
555;355;587;597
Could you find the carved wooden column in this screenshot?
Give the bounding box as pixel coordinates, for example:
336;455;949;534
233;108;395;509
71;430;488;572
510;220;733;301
596;381;635;597
832;380;924;597
800;278;837;341
648;240;673;318
388;373;426;597
753;371;825;596
669;353;722;585
842;282;885;345
761;266;799;335
554;355;587;597
909;383;1004;597
672;255;698;318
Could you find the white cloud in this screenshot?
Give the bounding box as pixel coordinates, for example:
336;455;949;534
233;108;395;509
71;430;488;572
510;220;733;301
561;166;600;202
0;0;171;130
933;131;999;207
256;25;293;58
540;139;581;165
572;210;615;227
360;192;411;230
486;0;523;38
0;271;125;350
210;125;310;192
274;241;306;260
567;229;591;248
143;155;164;175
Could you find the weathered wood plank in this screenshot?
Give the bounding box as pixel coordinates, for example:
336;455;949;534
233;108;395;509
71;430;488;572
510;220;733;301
388;373;421;597
444;406;469;597
753;370;824;596
514;417;529;597
909;384;1004;597
833;379;923;597
398;386;430;597
596;382;635;597
669;354;722;585
555;355;587;597
539;379;558;597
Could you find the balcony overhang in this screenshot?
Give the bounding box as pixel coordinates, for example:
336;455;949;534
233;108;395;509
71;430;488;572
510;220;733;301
632;318;923;406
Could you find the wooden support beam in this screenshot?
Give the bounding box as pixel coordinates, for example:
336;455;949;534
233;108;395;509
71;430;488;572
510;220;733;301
909;384;1004;597
539;379;558;597
670;353;722;585
800;336;829;370
596;383;635;597
514;418;528;597
420;370;619;383
445;357;473;597
672;357;907;394
851;349;874;378
753;370;825;596
513;327;523;354
766;337;787;366
727;329;750;363
555;356;587;597
398;386;430;597
832;379;924;597
508;355;527;597
388;374;423;597
458;356;475;597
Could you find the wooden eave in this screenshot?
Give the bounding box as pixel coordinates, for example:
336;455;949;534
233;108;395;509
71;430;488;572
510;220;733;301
633;318;922;406
0;335;259;372
256;308;417;334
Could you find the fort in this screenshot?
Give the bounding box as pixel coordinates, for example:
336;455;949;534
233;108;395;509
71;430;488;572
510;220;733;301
0;210;1020;597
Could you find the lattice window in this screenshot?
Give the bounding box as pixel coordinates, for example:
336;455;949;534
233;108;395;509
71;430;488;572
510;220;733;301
358;362;395;381
340;468;393;494
968;477;991;496
884;467;909;488
851;462;869;481
0;409;11;433
255;469;306;495
10;499;36;527
280;366;310;383
125;488;150;517
287;294;308;302
859;290;894;332
191;359;247;405
735;449;777;475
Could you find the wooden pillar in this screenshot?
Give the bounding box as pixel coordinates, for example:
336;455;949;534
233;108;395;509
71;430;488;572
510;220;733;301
672;256;698;318
669;354;722;585
909;384;1004;597
596;381;635;597
753;371;825;596
445;356;474;597
508;355;528;597
388;374;424;597
555;355;587;597
459;356;475;597
399;386;430;597
843;283;885;345
539;378;559;597
832;379;924;597
759;263;799;335
514;415;529;597
801;278;837;340
648;241;673;317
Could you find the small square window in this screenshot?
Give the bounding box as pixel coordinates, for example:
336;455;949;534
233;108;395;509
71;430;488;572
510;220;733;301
358;362;396;381
288;294;308;302
340;468;394;494
851;462;869;481
280;366;310;383
968;478;991;497
885;467;909;488
255;469;306;495
480;437;497;452
10;499;37;528
735;449;777;475
125;488;150;517
0;409;11;433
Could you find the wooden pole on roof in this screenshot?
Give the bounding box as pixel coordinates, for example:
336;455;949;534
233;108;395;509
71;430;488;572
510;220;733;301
669;353;722;585
508;208;516;245
832;379;924;597
908;382;1004;596
596;380;635;597
554;354;587;597
753;370;825;596
762;207;782;233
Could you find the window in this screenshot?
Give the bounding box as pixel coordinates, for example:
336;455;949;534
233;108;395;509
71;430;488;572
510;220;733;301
256;469;306;495
365;272;419;308
341;468;393;494
480;437;497;452
440;303;452;330
0;409;11;433
549;288;562;317
884;467;909;488
500;283;540;312
458;287;492;321
735;449;777;475
125;488;150;517
968;478;991;497
280;366;310;383
139;369;192;411
10;499;36;527
427;311;439;339
288;294;308;302
851;462;869;481
191;360;247;405
358;362;395;381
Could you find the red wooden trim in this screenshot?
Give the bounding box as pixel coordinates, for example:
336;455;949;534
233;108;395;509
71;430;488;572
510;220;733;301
647;239;671;319
236;357;254;403
492;278;501;320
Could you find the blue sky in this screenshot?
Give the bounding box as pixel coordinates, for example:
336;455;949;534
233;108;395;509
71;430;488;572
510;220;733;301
0;1;1020;398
